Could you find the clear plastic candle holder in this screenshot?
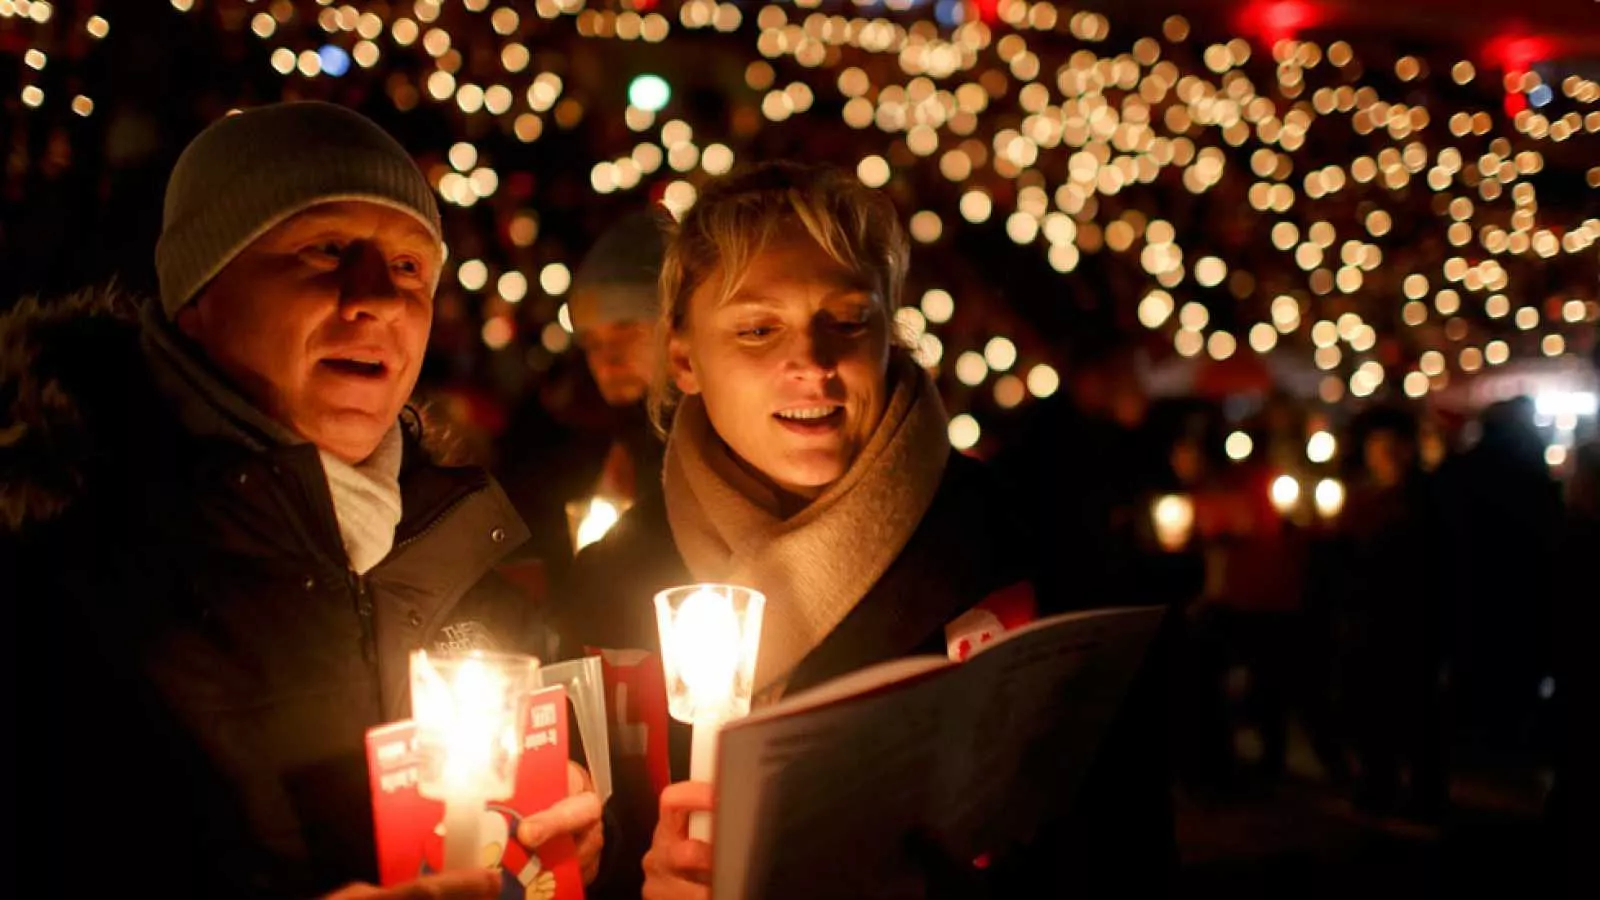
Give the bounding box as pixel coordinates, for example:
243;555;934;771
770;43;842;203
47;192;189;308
654;584;765;724
409;649;541;802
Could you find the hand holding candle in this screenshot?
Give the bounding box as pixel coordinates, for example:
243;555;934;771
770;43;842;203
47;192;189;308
654;584;765;842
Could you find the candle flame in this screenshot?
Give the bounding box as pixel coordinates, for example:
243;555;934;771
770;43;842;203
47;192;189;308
441;658;504;789
674;587;743;715
575;497;621;552
411;651;527;801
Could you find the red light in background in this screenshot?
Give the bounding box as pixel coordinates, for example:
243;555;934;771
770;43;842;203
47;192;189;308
1483;34;1555;75
974;0;1001;25
1236;1;1323;46
1483;33;1555;117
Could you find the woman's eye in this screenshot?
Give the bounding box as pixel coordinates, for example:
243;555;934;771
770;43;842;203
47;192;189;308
738;324;778;339
393;258;421;276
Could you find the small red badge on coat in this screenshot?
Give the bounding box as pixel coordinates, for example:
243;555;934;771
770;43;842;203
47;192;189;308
944;581;1037;662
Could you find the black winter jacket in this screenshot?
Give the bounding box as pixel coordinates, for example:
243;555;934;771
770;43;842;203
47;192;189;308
1;290;548;898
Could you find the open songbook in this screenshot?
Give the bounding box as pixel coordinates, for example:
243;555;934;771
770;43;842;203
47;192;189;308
710;604;1166;900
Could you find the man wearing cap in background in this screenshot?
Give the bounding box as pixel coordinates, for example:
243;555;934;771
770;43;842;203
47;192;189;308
498;210;667;582
1;102;601;899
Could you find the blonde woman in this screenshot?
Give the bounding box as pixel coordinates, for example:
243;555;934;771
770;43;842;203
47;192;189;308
555;162;1172;899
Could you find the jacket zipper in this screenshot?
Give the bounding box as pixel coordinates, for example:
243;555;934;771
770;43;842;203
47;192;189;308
349;569;376;664
368;483;489;648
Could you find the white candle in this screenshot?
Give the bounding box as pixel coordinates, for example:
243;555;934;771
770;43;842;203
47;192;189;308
441;792;487;872
688;717;720;842
410;650;539;872
675;587;740;842
653;585;765;846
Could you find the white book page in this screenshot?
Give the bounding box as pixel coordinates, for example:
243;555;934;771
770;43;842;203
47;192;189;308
732;654;952;727
710;605;1165;900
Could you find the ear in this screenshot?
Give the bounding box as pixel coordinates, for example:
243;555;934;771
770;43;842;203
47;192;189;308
667;330;700;396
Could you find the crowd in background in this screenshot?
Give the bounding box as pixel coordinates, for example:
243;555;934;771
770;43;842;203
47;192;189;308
486;302;1594;839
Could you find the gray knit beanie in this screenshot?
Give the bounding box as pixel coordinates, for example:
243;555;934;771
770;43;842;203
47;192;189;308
155;101;442;318
568;210;668;333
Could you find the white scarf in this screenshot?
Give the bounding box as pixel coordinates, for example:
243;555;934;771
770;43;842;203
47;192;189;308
320;424;405;574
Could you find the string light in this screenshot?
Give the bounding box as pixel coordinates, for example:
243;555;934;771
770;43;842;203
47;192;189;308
458;260;489;292
983;337;1018;372
8;0;1595;410
1225;431;1253;461
1139;290;1174;329
1027;364;1059;399
948;414;981;451
955;351;989;387
540;263;572;296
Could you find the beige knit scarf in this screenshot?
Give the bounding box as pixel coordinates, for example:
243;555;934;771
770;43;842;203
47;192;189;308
319;423;404;575
663;358;950;693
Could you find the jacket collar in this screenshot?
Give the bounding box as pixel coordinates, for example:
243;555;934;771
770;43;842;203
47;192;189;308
140;299;305;452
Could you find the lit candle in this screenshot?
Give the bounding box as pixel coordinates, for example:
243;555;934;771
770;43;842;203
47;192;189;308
567;496;628;554
1151;493;1195;552
1314;477;1346;518
654;584;765;842
410;650;540;871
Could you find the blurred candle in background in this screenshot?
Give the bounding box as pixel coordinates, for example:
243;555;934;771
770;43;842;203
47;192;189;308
1152;493;1196;551
1271;475;1302;515
1314;477;1346;519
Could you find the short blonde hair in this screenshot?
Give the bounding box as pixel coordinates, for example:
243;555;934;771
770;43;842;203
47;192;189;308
651;161;910;430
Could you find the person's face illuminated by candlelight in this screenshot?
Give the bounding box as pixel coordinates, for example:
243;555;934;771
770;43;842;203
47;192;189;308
668;237;891;499
568;211;669;409
176;201;440;464
656;164;908;507
579;319;655;407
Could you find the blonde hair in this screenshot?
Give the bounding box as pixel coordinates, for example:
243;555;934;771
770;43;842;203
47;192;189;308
650;161;911;431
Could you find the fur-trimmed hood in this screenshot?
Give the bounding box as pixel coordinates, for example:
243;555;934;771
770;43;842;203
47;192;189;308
0;285;165;533
0;285;461;534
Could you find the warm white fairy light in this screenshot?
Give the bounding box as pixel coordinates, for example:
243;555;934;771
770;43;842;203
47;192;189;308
15;0;1596;394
